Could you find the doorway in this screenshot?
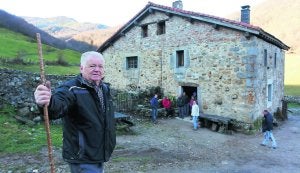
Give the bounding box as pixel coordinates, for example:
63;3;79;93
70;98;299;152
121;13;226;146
181;86;197;115
182;86;197;99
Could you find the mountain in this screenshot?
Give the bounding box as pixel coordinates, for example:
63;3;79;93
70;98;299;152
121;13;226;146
0;9;66;49
23;16;108;40
0;10;96;52
2;0;299;54
71;26;121;48
23;16;119;49
228;0;300;54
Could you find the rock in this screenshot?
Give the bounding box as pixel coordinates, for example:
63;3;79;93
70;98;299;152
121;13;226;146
18;107;31;116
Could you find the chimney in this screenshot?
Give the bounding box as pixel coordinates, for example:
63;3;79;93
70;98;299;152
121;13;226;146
172;0;183;9
241;5;250;24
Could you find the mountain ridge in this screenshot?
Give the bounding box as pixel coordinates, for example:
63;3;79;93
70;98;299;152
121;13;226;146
0;9;96;52
1;0;299;54
22;15;119;48
23;16;108;39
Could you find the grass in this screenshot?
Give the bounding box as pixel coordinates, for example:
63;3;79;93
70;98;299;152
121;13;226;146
0;103;132;155
285;85;300;96
0;27;81;75
288;102;300;108
0;104;62;155
2;64;80;75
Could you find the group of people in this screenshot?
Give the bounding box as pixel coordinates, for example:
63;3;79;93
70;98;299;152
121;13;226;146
177;92;200;129
150;92;200;130
150;93;278;145
150;94;173;124
33;51;277;172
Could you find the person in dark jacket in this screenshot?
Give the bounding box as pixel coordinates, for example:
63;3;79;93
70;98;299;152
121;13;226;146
34;51;116;173
261;110;277;149
177;93;185;119
150;94;159;123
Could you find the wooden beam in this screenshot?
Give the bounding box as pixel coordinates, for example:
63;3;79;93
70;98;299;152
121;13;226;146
213;23;220;30
188;17;194;24
148;8;153;14
165;12;173;17
120;32;125;37
244;32;251;39
133;21;139;26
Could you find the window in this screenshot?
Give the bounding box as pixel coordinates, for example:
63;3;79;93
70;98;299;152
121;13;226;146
141;25;148;37
264;49;267;67
157;21;165;35
267;84;272;102
274;53;277;68
126;56;138;69
176;50;184;67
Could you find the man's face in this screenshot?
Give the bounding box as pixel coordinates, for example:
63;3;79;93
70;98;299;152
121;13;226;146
80;56;105;85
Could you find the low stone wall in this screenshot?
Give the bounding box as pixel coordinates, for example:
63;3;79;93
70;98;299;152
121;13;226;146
0;68;74;118
284;95;300;103
1;68;299;125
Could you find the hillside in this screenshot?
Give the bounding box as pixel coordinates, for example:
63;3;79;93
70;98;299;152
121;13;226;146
228;0;300;54
0;10;96;52
71;26;121;48
23;16;120;48
0;10;66;49
23;16;108;40
252;0;300;54
0;27;81;75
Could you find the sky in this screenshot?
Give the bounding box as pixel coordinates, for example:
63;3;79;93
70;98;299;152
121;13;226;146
0;0;266;27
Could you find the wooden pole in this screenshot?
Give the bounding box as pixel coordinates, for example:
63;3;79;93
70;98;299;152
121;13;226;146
36;33;56;173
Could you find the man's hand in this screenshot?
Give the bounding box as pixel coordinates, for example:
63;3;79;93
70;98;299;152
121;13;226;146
34;81;51;106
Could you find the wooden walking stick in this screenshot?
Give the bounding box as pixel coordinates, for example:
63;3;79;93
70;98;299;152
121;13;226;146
36;33;56;173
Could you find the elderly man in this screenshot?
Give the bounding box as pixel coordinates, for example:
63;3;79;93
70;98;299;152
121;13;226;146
34;51;116;173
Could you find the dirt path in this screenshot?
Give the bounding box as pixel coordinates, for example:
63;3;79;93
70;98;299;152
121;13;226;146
1;111;300;173
106;112;300;173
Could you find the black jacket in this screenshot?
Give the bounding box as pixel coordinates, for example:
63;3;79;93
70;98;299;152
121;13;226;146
47;75;116;163
262;112;273;132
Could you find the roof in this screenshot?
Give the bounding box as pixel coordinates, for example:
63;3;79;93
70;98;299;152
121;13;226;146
97;2;289;52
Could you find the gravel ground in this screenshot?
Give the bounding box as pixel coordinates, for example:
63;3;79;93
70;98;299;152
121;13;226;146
1;110;300;173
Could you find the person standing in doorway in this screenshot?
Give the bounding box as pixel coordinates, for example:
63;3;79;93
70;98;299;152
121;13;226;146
182;92;189;117
150;94;159;123
191;100;200;130
189;96;196;115
34;51;116;173
261;110;277;149
177;93;185;119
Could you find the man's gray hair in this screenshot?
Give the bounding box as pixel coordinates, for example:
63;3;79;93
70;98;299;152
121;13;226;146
80;51;104;66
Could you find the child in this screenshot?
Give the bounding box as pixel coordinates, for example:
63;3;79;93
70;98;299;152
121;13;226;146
191;100;199;130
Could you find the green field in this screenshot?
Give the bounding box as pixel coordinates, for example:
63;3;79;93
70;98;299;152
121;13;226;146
285;85;300;96
0;27;81;75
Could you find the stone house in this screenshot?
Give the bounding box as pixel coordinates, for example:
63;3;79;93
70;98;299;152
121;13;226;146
97;1;289;124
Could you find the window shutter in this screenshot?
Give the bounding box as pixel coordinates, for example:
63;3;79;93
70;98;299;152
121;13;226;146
184;49;190;68
124;57;128;70
170;52;175;69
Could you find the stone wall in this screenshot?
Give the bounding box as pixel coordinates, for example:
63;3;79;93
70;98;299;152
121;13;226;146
0;68;297;130
0;68;74;117
284;96;300;103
